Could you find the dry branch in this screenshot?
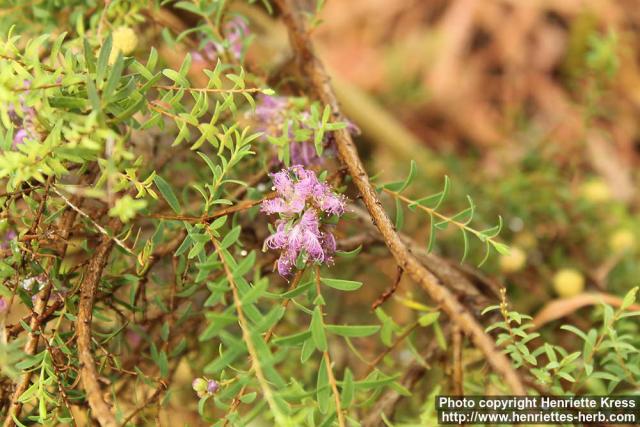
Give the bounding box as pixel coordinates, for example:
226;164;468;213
76;217;123;427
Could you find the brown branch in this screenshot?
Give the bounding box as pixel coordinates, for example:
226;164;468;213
348;204;499;317
76;217;123;427
3;170;95;427
275;0;524;395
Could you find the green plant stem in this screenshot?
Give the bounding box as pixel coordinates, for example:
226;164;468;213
208;229;287;425
314;266;346;427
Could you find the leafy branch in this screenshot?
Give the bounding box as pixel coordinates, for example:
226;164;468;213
380;160;509;265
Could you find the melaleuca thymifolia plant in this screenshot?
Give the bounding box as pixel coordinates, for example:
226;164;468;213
3;2;636;427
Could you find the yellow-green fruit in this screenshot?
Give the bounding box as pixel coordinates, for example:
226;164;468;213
580;179;611;203
609;229;636;253
109;26;138;63
553;268;585;298
499;246;527;273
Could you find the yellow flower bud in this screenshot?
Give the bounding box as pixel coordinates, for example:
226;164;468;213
109;26;138;63
609;229;635;253
552;268;585;298
580;179;611;203
499;246;527;273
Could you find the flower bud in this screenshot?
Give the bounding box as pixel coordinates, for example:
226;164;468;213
609;229;635;253
206;379;219;394
552;268;585;298
499;246;527;273
580;179;611;203
109;26;138;63
192;378;207;393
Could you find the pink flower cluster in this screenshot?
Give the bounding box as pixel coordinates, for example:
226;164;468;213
262;166;346;277
253;95;359;167
7;81;39;149
192;17;248;63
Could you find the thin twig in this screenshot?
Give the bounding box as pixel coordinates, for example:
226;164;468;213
371;266;403;311
315;266;346;427
208;229;287;425
52;186;137;259
223;268;306;424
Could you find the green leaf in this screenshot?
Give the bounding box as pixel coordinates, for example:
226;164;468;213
621;286;638;311
418;312;440;327
317;356;329;414
326;324;380;337
321;278;363;292
220;226;241;249
395;198;404;230
560;325;587;341
311;307;327;351
162;69;189;86
272;330;312;346
97;34;112;84
153;175;181;214
341;368;355;408
240;392;257;404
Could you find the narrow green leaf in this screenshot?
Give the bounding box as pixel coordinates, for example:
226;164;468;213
341;368;354;408
311;307;327;351
321;278;363;292
220;226;241;249
153;175;181;214
97;34;112;84
325;324;380;337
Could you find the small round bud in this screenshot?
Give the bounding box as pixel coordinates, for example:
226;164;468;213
609;229;635;254
580;179;611;203
206;379;219;394
192;378;207;393
109;26;138;63
499;246;527;273
552;268;585;298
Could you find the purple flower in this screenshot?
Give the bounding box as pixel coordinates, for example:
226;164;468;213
1;230;16;249
206;379;219;393
13;129;28;148
191;18;248;64
192;377;219;398
262;166;346;276
262;166;345;217
254;95;289;131
192;40;223;64
0;297;7;312
224;17;248;60
252;95;360;167
290;140;322;166
126;331;142;348
6;90;39;149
